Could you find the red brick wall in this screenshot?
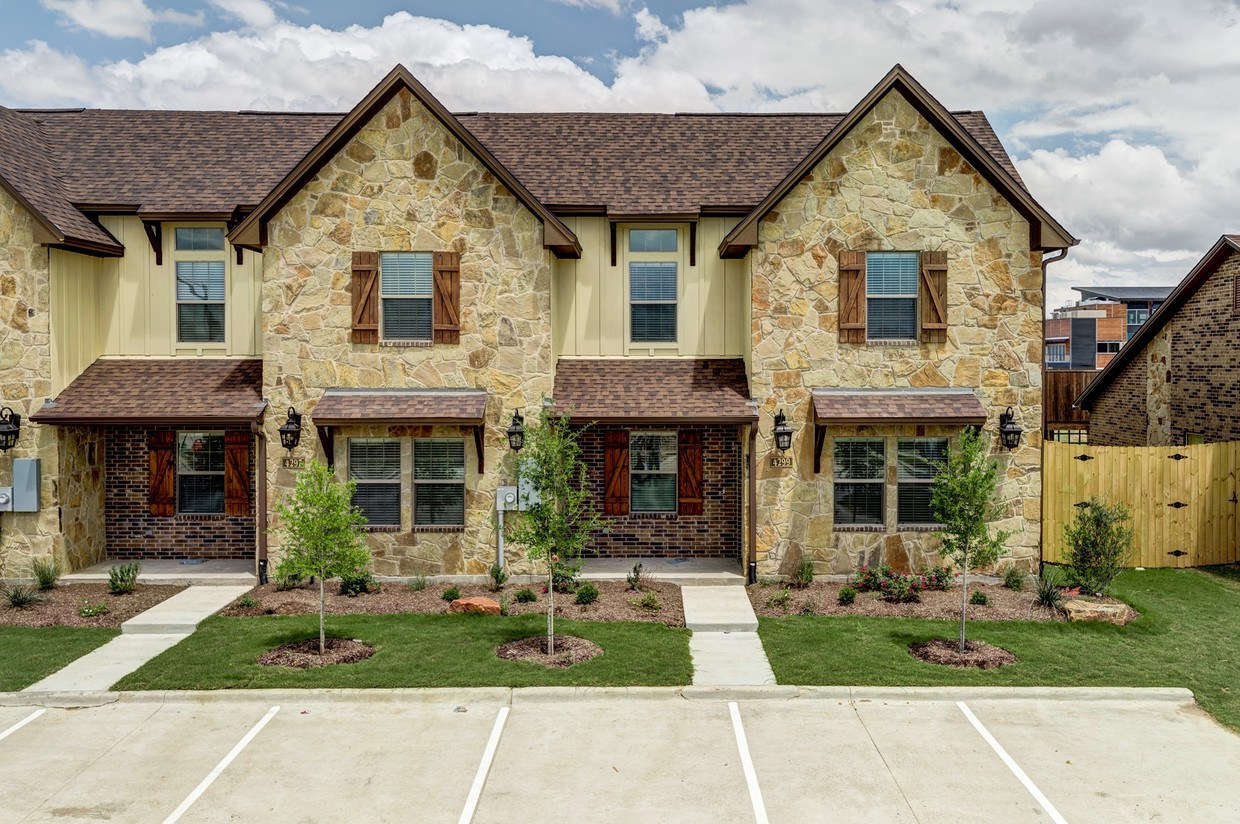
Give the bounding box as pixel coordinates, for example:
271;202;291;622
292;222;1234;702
105;425;256;560
578;424;742;559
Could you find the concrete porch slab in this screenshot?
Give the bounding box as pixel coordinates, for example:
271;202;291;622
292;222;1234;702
122;585;254;634
64;559;256;587
581;557;744;586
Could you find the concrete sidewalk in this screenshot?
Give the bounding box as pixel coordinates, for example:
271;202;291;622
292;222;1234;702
682;586;776;687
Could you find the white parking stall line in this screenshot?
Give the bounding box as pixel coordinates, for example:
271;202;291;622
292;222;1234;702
458;706;510;824
0;708;45;742
729;702;769;824
161;705;280;824
957;701;1069;824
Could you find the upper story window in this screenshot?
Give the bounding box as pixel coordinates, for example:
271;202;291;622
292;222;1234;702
1046;343;1068;363
629;228;678;343
349;439;401;527
174;227;226;343
866;251;919;341
380;252;433;341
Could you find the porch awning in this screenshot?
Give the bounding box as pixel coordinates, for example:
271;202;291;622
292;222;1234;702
553;358;757;423
31;359;266;425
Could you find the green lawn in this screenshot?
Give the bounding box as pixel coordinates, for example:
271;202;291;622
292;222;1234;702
759;569;1240;732
114;613;692;690
0;627;119;691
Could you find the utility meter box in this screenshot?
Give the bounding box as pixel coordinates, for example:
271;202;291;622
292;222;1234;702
13;458;39;512
496;486;519;512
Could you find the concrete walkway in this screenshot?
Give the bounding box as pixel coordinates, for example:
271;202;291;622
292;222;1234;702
681;586;777;687
24;585;251;693
64;558;256;586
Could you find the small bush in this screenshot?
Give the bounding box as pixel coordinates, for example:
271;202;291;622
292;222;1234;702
514;587;537;604
32;557;62;591
498;594;510;617
969;589;990;606
574;582;600;605
1003;565;1026;592
489;562;509;592
853;564;894;593
757;577;780;588
550;562;581;594
790;559;815;589
4;584;42;609
766;588;792;610
441;586;461;602
837;586;857;606
630;591;660;611
273;562;305;591
799;597;818;616
78;598;109;617
625;562;651;591
107;561;141;595
408;575;428;592
236;593;259;609
1063;498;1133;595
879;571;924;603
1035;565;1066;611
338;572;377;597
921;566;954;591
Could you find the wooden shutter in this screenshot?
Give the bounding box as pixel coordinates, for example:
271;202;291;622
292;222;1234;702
148;431;175;517
433;250;461;344
678;430;703;516
838;251;866;343
224;431;251;517
351;251;379;344
920;250;948;343
603;430;630;516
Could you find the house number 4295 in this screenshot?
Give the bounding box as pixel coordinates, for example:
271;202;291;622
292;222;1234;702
769;455;793;468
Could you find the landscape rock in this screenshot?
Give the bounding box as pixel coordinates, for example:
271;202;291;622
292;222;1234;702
449;596;501;616
1063;599;1137;625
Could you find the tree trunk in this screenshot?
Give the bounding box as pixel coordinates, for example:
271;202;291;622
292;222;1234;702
319;575;326;655
547;560;555;656
958;547;968;653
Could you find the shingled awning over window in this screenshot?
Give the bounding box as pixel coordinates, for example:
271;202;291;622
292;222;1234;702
553;358;757;423
31;359;265;425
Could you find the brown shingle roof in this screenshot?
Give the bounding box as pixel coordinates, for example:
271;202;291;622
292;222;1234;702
310;389;488;424
32;359;265;424
812;389;986;425
554;358;756;422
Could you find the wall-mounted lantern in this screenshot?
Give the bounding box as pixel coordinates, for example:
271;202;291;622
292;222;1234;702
0;407;21;452
278;407;302;451
773;409;793;452
998;406;1023;450
506;410;526;452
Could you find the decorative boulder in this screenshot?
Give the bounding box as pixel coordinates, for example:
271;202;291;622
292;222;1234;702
449;596;501;616
1063;599;1137;625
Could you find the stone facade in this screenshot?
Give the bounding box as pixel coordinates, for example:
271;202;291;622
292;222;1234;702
261;89;554;576
748;90;1043;576
57;426;105;570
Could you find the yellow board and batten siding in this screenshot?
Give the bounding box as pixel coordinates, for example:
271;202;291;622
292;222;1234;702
553;217;749;360
1043;441;1240;568
49;216;264;393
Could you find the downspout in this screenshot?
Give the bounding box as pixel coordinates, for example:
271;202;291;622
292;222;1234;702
1039;247;1069;575
251;420;268;584
748;423;758;584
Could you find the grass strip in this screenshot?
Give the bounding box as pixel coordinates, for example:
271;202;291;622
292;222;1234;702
0;627;120;691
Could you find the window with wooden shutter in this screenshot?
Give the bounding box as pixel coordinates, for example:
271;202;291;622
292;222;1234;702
677;430;703;516
380;252;433;340
631;432;677;513
838;251;866;343
224;431;250;516
148;431;176;517
175;431;226;514
351;251;379;344
920;250;948;343
433;251;461;345
603;430;630;516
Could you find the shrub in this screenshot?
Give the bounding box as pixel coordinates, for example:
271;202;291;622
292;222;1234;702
498;594;510;617
237;593;259;609
78;599;109;617
879;571;924;603
837;586;857;606
339;572;377;597
1003;565;1026;592
853;564;894;593
630;591;660;611
32;557;62;591
489;562;509;592
574;582;599;605
514;587;537;604
766;588;792;610
1035;565;1066;611
441;586;461;602
1063;498;1133;595
549;563;581;594
757;577;780;588
799;598;818;616
273;561;305;591
108;561;141;595
408;575;428;592
921;566;954;591
969;589;990;606
4;584;42;609
790;559;815;589
626;562;651;591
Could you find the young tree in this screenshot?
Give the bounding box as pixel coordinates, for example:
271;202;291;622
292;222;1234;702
931;427;1013;652
503;408;608;655
274;459;371;654
1063;497;1133;595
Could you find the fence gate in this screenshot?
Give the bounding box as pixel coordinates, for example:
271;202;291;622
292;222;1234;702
1043;441;1240;568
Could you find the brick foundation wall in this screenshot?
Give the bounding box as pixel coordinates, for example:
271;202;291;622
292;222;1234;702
105;425;256;560
579;424;742;559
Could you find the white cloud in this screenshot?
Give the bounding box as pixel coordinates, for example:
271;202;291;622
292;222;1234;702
41;0;202;42
547;0;626;13
208;0;279;29
634;8;671;43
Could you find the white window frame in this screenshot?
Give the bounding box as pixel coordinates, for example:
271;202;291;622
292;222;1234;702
896;437;948;527
348;438;402;528
172;225;228;346
379;251;434;342
833;438;886;526
865;251;919;342
629;430;678;514
175;430;225;515
625;225;681;346
413;438;466;527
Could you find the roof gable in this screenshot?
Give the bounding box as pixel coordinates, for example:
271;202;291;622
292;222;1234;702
229;65;579;257
718;65;1076;257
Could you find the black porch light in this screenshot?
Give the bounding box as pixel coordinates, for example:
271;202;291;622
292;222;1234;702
773;409;793;452
0;407;21;452
998;406;1023;450
506;410;526;452
278;407;302;451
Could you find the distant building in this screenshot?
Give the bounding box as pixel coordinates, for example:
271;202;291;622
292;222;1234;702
1073;286;1172;340
1045;286;1173;371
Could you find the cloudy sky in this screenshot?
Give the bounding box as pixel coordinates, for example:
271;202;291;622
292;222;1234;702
1;0;1238;312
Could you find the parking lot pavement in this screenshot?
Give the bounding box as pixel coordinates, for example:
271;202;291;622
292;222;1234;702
1;687;1238;824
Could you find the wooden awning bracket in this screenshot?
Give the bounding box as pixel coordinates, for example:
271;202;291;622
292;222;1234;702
142;220;162;266
473;425;485;473
813;421;827;474
315;424;335;471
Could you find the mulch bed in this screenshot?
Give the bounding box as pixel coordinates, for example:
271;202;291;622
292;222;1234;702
220;580;685;627
257;637;375;668
909;639;1018;669
0;583;186;628
749;581;1067;622
496;634;604;668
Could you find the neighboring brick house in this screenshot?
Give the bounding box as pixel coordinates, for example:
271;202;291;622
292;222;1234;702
1077;236;1240;446
0;63;1073;579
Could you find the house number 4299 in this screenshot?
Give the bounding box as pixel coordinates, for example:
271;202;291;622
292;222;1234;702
769;455;793;468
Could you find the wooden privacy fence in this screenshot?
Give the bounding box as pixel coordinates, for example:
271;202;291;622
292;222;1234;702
1043;441;1239;568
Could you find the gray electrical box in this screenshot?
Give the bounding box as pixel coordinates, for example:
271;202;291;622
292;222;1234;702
13;458;39;512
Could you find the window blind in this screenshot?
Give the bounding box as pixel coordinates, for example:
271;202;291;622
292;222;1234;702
350;439;400;526
414;439;465;525
380;252;434;340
